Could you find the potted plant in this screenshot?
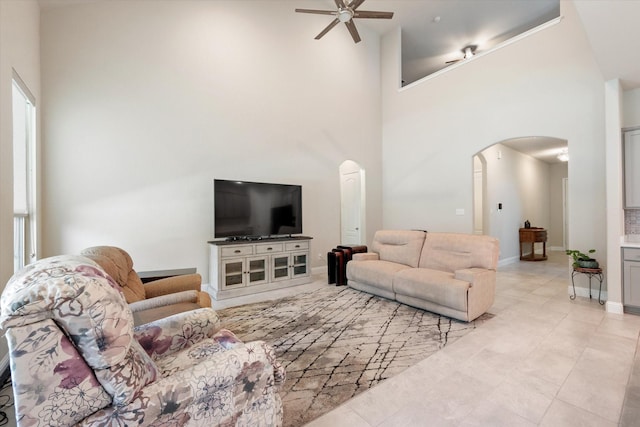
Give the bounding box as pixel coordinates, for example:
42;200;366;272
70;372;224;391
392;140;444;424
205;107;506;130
565;249;598;269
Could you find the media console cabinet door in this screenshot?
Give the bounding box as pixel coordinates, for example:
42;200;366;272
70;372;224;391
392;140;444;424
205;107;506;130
292;252;308;277
271;255;290;281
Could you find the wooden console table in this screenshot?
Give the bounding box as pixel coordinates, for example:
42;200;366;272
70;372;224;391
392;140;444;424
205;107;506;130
519;227;547;261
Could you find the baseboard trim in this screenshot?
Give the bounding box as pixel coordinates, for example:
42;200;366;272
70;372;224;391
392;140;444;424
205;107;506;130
498;256;520;267
567;285;608;302
311;266;326;276
608;301;624;314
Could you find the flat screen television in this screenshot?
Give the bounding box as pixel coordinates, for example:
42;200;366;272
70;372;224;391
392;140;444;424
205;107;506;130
214;179;302;239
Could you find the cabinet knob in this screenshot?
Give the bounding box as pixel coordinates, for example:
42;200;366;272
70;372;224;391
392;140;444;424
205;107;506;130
295;245;300;248
234;249;241;253
267;247;272;251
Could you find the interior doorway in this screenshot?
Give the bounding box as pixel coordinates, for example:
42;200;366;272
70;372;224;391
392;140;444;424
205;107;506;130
339;160;366;245
474;136;568;261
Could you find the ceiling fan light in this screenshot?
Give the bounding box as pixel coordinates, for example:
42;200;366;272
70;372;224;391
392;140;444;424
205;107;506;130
463;46;475;59
338;8;353;22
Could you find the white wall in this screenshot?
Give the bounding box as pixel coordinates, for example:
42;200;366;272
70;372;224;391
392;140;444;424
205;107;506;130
549;162;569;248
624;88;640;128
605;79;624;311
381;1;606;291
481;143;551;261
0;0;41;286
0;0;41;289
40;0;383;281
0;0;41;377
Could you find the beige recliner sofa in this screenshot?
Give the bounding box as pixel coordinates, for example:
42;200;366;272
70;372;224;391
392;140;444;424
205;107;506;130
346;230;500;322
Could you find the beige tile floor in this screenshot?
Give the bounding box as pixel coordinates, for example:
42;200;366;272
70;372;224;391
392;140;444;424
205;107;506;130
214;250;640;426
1;251;637;426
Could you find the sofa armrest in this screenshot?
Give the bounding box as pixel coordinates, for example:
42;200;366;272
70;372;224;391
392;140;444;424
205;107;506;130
156;337;286;390
143;273;202;298
134;307;221;359
455;268;496;321
352;252;379;261
129;290;199;312
82;336;285;426
454;268;494;284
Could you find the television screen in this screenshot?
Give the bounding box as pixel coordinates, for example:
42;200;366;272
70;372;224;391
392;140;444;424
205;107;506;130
214;179;302;239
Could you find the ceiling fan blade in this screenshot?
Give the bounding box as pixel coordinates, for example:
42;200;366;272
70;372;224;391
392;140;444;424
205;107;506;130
349;0;366;10
295;8;337;16
335;0;347;9
345;20;361;43
354;11;394;19
315;18;340;40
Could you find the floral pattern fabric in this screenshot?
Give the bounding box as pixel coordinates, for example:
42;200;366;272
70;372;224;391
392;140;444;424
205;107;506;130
1;255;285;426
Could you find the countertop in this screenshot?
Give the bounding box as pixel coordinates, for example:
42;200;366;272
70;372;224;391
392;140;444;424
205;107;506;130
622;235;640;248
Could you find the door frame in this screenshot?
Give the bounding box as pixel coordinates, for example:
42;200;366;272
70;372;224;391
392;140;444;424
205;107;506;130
339;160;366;245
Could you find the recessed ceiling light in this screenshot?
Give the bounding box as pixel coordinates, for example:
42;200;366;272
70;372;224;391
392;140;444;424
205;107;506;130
557;148;569;162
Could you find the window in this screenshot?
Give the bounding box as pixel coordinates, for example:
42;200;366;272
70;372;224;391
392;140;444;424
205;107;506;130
12;72;37;271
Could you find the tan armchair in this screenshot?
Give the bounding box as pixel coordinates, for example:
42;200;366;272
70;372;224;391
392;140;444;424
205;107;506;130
81;246;212;325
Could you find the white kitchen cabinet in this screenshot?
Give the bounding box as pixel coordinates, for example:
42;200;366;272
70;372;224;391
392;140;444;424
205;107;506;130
623;247;640;314
624;128;640;208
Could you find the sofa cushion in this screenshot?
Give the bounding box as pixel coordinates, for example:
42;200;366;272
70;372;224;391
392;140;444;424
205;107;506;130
371;230;426;268
347;260;412;293
394;268;470;312
419;232;499;273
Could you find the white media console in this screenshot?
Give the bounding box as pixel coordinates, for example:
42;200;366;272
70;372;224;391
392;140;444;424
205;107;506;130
208;236;313;300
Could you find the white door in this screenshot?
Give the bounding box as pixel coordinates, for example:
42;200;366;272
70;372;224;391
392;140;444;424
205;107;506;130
340;161;364;245
473;155;484;235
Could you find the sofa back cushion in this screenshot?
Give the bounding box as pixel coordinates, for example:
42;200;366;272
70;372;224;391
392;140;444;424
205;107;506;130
371;230;426;268
419;232;499;273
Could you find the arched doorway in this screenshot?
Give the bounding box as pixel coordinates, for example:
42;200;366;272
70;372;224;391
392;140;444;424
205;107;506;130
339;160;366;245
473;136;568;262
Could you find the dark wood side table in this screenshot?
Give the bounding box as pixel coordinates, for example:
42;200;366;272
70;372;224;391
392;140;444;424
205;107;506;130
519;227;547;261
570;267;604;305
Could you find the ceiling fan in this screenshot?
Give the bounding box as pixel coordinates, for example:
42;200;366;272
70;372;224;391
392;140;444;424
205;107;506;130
445;45;478;64
295;0;394;44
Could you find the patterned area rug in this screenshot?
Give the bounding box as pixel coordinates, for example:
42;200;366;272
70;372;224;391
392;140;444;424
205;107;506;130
217;286;492;427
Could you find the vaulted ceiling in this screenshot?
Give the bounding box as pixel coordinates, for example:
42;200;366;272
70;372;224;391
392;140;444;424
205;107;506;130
295;0;639;89
37;0;640;164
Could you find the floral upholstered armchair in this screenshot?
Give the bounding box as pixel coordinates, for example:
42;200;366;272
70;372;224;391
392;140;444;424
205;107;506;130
0;255;285;426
